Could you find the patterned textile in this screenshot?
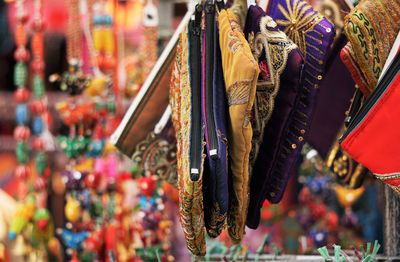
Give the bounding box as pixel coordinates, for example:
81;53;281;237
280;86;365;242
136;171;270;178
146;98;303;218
131;117;177;186
201;4;230;239
170;28;206;256
264;0;335;202
327;126;366;189
244;5;304;229
341;0;400;96
218;9;259;242
307;0;354;158
245;6;298;170
340;55;400;194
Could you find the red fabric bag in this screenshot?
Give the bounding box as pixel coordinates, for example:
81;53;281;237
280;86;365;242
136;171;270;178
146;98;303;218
340;55;400;193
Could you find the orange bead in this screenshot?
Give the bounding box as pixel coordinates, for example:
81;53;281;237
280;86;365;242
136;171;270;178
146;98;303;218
32;33;44;58
15;24;27;46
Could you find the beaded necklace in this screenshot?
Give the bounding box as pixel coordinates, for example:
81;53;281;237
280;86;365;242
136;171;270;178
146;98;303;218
30;0;51;208
13;0;31;200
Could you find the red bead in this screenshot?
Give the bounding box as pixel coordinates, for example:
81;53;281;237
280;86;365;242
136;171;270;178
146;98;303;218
14;126;31;141
43;167;52;179
30;100;46;115
31;59;45;73
34;176;48;191
32;19;45;31
96;55;104;68
14;88;30;103
309;202;327;220
33;137;45;150
137;176;157;197
93;124;104;139
36;219;49;230
101;56;116;71
16;14;29;24
326;211;339;231
14;47;30;62
15;165;30;179
84;172;101;189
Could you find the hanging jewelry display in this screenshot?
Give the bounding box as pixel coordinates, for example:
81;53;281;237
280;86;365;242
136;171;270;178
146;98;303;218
13;0;30;204
29;0;55;252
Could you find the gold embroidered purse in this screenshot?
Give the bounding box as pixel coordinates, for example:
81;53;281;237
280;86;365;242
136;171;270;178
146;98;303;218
342;0;400;96
219;9;259;242
170;26;206;256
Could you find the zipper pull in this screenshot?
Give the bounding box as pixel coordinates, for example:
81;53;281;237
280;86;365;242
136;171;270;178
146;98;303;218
190;168;200;181
216;0;225;11
205;0;215;14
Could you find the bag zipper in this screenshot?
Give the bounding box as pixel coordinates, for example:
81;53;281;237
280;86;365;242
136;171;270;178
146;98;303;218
340;54;400;142
205;0;219;160
344;88;364;128
189;6;203;181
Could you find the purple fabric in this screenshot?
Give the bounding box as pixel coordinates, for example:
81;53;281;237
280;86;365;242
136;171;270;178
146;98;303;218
202;14;229;237
263;0;335;200
307;35;355;158
244;6;304;229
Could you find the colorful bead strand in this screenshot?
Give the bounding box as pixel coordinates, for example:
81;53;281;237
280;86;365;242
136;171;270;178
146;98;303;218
13;0;30;199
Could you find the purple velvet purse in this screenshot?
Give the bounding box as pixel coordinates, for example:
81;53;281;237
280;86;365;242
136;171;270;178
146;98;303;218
201;1;229;238
262;0;335;198
244;5;304;229
307;0;354;158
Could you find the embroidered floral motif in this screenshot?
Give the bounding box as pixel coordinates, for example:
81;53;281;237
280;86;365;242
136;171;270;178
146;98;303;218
247;15;297;168
276;0;323;54
132;130;177;186
226;79;254;105
228;31;243;53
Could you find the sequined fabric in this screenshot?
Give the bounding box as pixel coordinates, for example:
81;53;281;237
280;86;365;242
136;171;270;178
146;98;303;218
264;0;335;203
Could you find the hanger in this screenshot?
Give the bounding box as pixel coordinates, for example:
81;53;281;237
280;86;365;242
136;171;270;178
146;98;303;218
247;0;256;8
143;0;159;27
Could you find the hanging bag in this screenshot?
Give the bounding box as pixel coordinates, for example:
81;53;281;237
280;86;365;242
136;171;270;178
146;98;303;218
243;5;304;229
201;0;230;238
340;54;400;193
218;8;259;242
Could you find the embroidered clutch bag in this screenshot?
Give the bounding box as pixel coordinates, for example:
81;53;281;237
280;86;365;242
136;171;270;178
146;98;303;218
341;54;400;193
170;23;206;256
111;12;191;157
264;0;335;202
219;8;259;242
341;0;400;97
201;2;229;239
244;5;303;229
131;107;177;186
